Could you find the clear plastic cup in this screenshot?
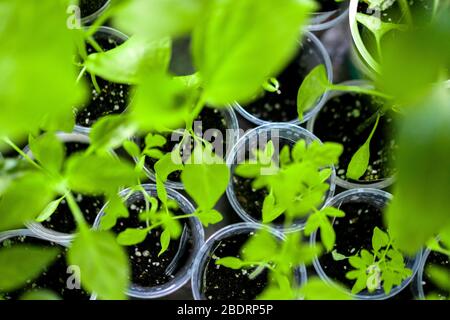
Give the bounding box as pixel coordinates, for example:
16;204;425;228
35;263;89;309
25;132;91;243
308;1;350;32
310;188;423;300
93;184;205;299
306;80;396;190
226;123;336;233
80;0;111;26
74;26;129;135
349;0;381;76
191;222;308;300
233;31;333;126
412;248;432;300
141;107;240;190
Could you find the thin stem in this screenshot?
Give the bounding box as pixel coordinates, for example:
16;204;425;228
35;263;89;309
76;66;87;83
356;107;385;135
186;95;206;129
2;138;41;170
331;85;392;100
91;73;101;94
66;192;89;231
398;0;413;26
86;35;103;53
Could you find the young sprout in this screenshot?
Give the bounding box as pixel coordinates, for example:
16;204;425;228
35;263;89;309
333;227;412;295
262;77;281;94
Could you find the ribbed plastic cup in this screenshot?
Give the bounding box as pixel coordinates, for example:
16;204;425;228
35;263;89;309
308;1;350;32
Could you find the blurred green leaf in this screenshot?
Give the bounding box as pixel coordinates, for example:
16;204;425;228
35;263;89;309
65;153;139;194
20;289;61;301
117;228;149;246
193;0;316;105
29;133;65;174
241;230;278;262
85;36;172;84
0;0;86;139
197;209;223;227
36;196;65;223
0;172;55;231
68;229;129;300
299;277;351;300
90;115;137;152
0;245;60;292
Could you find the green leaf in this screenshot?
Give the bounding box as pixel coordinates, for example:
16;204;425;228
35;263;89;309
89;115;137;152
20;289;61;301
0;0;86;140
193;0;316;105
155;152;184;183
386;88;450;254
123;140;141;159
297;65;330;118
65;153;139;195
241;230;278;262
351;273;368;294
29;133;65;173
0;245;60;292
299;277;351;300
262;191;285;223
68;229;129;300
85;36;172;84
197;209;223;227
117;228;149;246
0;172;55;231
158;229;171;257
426;265;450;291
181;145;229;210
114;0;206;40
99;192;129;230
321;207;346;218
319;217;336;252
347;114;380;180
145;133;167;149
304;212;321;236
332;250;347;261
372;227;390;252
349;256;367;269
35;196;64;223
215;257;246;269
234;162;262;178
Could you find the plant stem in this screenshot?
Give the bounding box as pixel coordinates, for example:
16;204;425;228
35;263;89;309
187;95;206;129
331;85;392;100
398;0;413;26
86;35;103;53
2;138;42;170
66;191;89;231
91;73;101;94
355;107;384;135
76;66;87;83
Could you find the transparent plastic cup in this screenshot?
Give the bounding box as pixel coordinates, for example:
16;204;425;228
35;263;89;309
310;188;423;300
191;222;308;300
80;0;111;26
25;132;91;243
141;107;240;190
233;31;333;126
308;1;350;32
93;184;205;299
306;80;396;190
226;123;336;233
74;26;129;135
412;248;431;300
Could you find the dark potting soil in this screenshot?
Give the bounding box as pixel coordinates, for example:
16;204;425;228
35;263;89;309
112;197;193;287
422;251;450;300
145;108;229;183
75;34;130;128
317;0;341;12
201;232;269;300
41;142;104;233
0;236;90;300
318;201;384;290
241;40;320;123
232;138;329;227
79;0;108;18
313;92;397;184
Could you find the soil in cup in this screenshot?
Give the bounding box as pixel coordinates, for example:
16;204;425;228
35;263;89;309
79;0;108;19
422;251;450;300
312;92;397;184
40;141;104;234
201;232;269;300
112;197;194;288
241;38;322;123
0;236;91;300
75;32;130;128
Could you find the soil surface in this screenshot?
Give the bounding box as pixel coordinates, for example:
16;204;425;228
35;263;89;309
241;39;322;123
0;236;90;300
79;0;108;18
317;0;341;12
40;141;104;233
201;232;269;300
312;92;397;184
111;196;193;288
318;201;384;290
422;250;450;300
145;108;229;183
75;33;130;128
